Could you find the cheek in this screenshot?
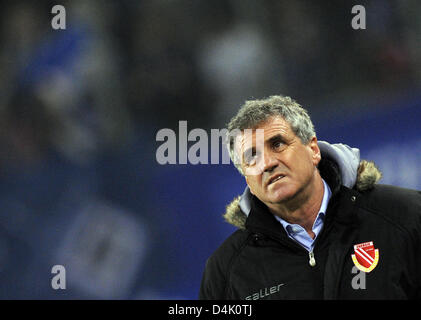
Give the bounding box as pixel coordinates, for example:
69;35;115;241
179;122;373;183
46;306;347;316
291;152;315;178
246;176;262;195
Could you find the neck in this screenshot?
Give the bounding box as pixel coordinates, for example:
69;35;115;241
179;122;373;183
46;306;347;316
267;172;325;237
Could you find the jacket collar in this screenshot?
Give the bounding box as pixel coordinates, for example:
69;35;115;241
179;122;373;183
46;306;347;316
223;158;382;230
244;184;360;242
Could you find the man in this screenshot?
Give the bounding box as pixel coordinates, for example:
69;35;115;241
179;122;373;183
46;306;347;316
199;95;421;299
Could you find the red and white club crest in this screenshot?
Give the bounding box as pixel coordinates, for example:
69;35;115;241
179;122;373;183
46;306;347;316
351;241;379;273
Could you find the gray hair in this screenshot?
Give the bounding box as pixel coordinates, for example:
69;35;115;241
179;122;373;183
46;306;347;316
226;95;316;175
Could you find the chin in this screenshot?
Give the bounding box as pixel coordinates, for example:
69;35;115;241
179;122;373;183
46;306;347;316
267;188;297;203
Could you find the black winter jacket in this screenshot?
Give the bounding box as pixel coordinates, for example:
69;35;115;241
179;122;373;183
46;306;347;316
199;159;421;299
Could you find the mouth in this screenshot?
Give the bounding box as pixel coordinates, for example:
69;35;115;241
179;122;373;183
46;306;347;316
267;174;285;186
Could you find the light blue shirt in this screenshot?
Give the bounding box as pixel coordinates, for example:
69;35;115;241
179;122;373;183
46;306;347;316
274;179;332;252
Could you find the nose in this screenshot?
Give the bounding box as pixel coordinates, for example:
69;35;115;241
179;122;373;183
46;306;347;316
262;153;278;173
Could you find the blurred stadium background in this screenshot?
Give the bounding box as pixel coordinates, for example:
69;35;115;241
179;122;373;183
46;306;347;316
0;0;419;299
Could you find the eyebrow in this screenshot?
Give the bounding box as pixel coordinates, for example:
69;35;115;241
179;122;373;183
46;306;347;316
267;134;286;145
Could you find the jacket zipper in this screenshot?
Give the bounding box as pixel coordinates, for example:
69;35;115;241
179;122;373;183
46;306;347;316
308;250;316;267
285;235;317;267
251;228;317;267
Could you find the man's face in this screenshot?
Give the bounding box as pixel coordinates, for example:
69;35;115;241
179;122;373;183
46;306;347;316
236;116;321;206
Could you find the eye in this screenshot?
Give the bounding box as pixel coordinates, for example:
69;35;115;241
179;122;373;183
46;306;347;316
272;139;284;150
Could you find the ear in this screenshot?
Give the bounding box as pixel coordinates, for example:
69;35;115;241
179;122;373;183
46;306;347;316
309;136;321;166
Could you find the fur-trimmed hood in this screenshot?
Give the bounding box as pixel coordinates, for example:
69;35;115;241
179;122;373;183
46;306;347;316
223;142;382;229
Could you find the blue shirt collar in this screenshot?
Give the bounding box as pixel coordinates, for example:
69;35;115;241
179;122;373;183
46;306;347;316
275;179;332;236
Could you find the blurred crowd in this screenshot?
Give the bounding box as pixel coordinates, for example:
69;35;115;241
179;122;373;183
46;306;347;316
0;0;420;299
1;0;420;152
